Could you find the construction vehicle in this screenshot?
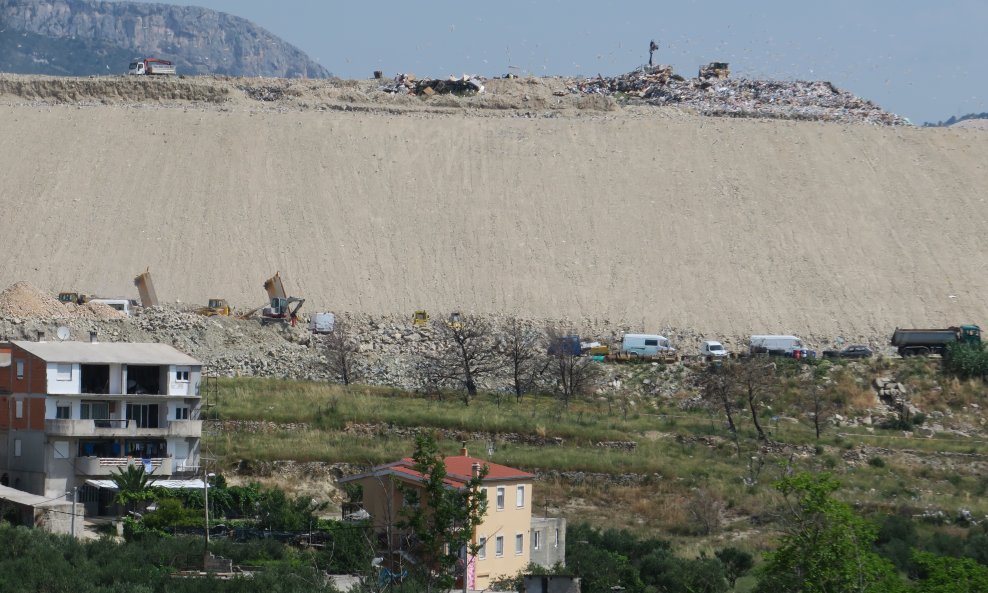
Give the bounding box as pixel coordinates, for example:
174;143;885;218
133;268;159;308
127;57;177;76
58;292;90;305
447;311;464;330
890;325;981;356
260;272;305;326
412;310;429;326
197;299;232;317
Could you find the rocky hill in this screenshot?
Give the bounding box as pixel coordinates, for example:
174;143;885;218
0;0;330;78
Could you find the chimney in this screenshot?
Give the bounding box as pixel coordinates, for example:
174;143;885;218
89;331;98;344
37;330;46;342
472;462;481;479
460;441;468;457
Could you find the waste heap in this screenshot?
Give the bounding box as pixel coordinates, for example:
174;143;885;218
568;64;908;126
380;73;485;96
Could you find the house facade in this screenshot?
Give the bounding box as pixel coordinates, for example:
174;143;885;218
0;339;203;512
342;446;564;590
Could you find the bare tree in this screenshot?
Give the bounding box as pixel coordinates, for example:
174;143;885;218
726;358;778;442
546;324;600;407
803;382;844;440
324;317;361;386
424;314;502;405
499;317;547;402
699;363;742;455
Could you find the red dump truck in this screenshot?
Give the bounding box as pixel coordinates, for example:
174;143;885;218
127;57;177;76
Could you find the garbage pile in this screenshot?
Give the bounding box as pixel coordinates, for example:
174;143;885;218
569;65;907;126
380;73;485;96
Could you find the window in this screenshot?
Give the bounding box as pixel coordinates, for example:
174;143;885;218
56;363;72;381
496;487;505;510
554;528;559;548
56;405;71;419
175;407;190;420
495;536;504;557
53;441;69;459
176;369;190;383
126;403;160;429
15;400;23;418
14;439;21;457
15;360;24;379
533;530;541;550
80;401;110;424
516;485;525;508
515;533;524;555
478;537;487;560
645;339;658;346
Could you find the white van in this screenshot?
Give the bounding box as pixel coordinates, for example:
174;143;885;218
749;335;802;355
89;298;131;317
621;334;675;356
700;340;728;358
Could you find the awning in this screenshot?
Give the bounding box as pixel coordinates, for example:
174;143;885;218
85;479;205;490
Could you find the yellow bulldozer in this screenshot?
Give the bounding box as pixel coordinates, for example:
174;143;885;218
196;298;232;317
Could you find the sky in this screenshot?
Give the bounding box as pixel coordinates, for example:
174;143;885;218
132;0;987;124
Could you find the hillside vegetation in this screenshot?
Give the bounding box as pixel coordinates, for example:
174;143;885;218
209;356;988;550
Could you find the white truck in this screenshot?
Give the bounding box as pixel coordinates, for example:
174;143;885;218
700;340;728;358
621;334;675;357
749;335;803;356
128;57;177;76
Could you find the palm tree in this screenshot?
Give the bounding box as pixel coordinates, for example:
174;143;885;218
111;464;156;515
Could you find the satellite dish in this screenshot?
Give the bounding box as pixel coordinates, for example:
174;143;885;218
56;326;71;341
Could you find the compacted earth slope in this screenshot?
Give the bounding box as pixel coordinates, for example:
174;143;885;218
1;74;986;340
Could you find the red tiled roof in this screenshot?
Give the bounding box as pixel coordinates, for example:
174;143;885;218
387;455;533;488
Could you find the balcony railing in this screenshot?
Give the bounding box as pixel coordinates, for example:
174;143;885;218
76;456;173;476
46;419;202;438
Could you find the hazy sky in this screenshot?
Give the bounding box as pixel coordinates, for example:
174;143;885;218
133;0;986;124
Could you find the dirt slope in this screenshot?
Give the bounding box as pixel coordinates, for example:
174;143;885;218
1;74;986;340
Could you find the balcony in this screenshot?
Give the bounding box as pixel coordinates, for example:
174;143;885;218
75;456;173;477
46;419;202;438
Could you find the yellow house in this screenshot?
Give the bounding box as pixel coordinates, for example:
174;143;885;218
341;445;535;590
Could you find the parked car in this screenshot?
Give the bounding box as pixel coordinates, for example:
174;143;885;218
823;345;873;359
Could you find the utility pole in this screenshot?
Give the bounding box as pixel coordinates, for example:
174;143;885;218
203;468;210;568
70;487;78;538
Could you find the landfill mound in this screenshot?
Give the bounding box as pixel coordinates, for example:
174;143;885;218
0;75;230;105
569;66;907;125
1;73;987;338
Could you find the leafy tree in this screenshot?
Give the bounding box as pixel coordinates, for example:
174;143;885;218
754;472;905;593
111;464;157;514
944;342;988;380
913;551;988;593
715;547;754;588
257;487;326;531
398;433;489;593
